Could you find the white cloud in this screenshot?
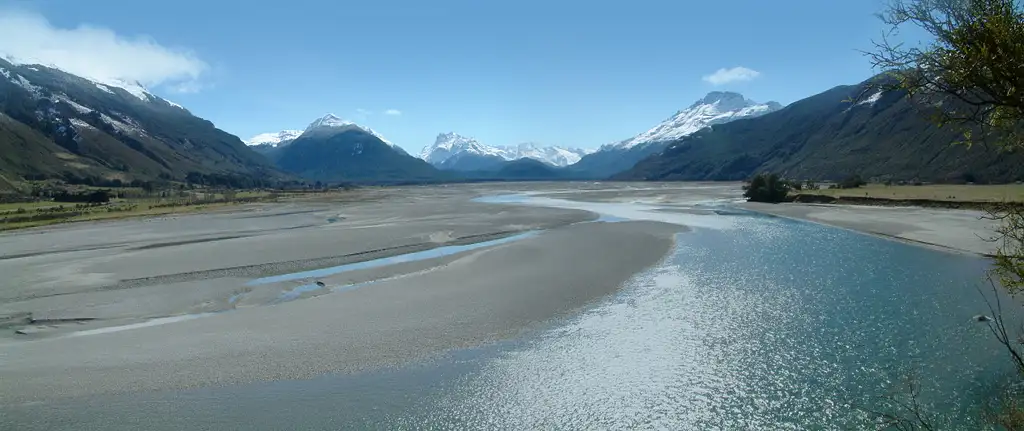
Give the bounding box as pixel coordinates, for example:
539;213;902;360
355;108;372;115
702;66;761;85
0;10;208;92
384;109;402;116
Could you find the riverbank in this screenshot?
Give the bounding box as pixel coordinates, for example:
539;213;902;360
739;201;1000;255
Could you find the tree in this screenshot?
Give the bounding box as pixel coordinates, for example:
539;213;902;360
869;0;1024;300
865;0;1024;150
743;173;791;203
866;0;1024;426
839;174;867;189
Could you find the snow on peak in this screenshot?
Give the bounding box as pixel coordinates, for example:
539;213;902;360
508;142;593;166
250;115;402;152
245;130;303;146
420;133;593;167
605;92;783;150
421;132;500;163
95;78;151;102
304;113;355;131
0;57;189;108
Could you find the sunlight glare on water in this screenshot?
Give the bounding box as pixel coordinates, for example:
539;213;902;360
10;207;1013;431
386;213;1011;430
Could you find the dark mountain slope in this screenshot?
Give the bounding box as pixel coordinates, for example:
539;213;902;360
567;143;670;179
0;58;285;185
570;91;782;178
617;78;1024;183
273;118;448;184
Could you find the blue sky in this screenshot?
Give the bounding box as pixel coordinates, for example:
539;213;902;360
2;0;895;153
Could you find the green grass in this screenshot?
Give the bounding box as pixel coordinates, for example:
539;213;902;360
0;188;361;231
0;200;65;213
801;183;1024;203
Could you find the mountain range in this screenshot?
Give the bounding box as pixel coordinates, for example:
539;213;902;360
0;57;286;189
2;57;1018;189
569;92;783;178
615;75;1024;183
419;132;592;171
256;114;444;184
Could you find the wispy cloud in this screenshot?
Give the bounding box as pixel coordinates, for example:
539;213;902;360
172;81;205;94
0;10;208;92
702;67;761;86
384;109;402;116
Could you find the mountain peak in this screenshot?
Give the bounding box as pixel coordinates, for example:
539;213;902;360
607;92;783;150
245;130;302;146
305;113;354;131
696;91;746;106
420;133;592;167
434;132;469;143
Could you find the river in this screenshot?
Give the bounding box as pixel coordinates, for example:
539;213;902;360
5;198;1016;430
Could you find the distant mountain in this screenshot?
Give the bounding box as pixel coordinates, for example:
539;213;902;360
420;132;591;169
490;158;566;180
272;114;445;184
615;76;1024;183
570;92;782;178
246;130;302;147
458;158;569;181
0;57;285;187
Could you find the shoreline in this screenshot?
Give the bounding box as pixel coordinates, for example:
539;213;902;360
738;201;1000;256
791;193;1023;211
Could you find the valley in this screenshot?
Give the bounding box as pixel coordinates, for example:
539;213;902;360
0;182;1010;430
2;2;1023;428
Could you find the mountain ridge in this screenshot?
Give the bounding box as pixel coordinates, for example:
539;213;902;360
615;76;1024;183
267;114;445;184
570;91;781;178
420;132;592;169
0;57;288;187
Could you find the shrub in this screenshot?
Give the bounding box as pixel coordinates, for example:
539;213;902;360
743;173;791;203
839;175;867;189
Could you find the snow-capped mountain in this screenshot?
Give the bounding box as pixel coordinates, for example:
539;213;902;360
269;114;439;183
245;130;302;147
570;92;782;178
511;143;593;167
248;114;405;154
606;91;782;150
0;57;279;184
420;132;592;169
421;132;507;164
1;53;189;110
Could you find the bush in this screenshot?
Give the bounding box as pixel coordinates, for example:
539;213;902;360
743;173;791;203
839;175;867;189
53;190;110;203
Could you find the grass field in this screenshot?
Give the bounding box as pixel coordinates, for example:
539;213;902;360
0;189;326;231
801;183;1024;203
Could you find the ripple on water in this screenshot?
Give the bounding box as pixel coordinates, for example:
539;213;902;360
386;214;1011;430
15;207;1014;430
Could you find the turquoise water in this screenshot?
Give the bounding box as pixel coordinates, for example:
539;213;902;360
7;210;1017;430
246;231;538;286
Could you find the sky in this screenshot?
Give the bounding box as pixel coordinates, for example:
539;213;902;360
0;0;899;153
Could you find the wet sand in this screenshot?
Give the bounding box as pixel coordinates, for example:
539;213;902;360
0;183;683;403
